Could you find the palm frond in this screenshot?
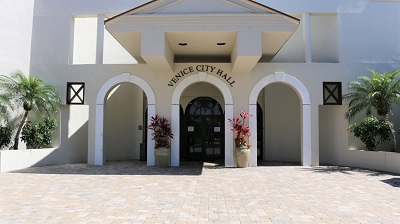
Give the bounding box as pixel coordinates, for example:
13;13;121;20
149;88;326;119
344;69;400;120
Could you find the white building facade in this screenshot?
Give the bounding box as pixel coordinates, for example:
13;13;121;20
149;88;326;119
1;0;399;171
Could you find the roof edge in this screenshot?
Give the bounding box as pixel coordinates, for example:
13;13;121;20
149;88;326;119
105;0;300;25
105;0;159;24
245;0;300;23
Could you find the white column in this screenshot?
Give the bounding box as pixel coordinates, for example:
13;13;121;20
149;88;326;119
170;104;180;167
94;104;104;165
225;104;234;167
311;103;319;166
302;104;312;166
96;14;105;64
249;104;258;167
147;104;156;166
302;13;312;63
87;102;96;165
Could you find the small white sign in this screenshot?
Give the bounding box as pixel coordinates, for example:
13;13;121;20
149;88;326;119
188;126;194;132
214;127;220;132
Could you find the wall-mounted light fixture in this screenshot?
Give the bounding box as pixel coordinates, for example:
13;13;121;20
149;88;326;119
67;82;85;105
323;82;342;105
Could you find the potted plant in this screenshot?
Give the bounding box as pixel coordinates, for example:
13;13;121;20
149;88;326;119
148;114;173;167
228;111;251;168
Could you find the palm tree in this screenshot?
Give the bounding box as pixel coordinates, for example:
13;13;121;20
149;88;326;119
0;94;11;123
343;69;400;151
0;71;62;149
344;69;400;120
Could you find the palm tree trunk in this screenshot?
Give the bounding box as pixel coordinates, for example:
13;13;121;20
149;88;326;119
386;116;397;152
13;111;28;150
383;115;396;152
391;130;396;152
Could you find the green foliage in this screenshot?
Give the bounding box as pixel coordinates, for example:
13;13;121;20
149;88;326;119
0;94;11;123
21;118;57;149
0;71;62;118
349;116;393;151
0;70;62;149
0;125;12;149
343;69;400;120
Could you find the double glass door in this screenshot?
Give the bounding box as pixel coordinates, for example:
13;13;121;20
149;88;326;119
186;116;223;161
184;97;224;161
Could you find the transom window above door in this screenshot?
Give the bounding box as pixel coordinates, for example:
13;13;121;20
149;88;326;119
187;97;223;116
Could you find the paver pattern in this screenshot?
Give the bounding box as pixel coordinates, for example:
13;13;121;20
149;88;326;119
1;161;399;224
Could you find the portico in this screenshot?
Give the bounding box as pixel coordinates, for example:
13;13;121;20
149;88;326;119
85;0;316;167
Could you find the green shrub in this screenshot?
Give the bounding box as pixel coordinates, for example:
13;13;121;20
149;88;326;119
349;116;393;151
0;125;12;149
21;118;57;149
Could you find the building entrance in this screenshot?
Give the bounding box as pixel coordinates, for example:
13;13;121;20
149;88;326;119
183;97;224;162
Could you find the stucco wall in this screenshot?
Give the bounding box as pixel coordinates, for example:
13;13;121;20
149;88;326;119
0;0;34;75
339;1;400;64
319;105;400;174
30;61;397;166
273;14;340;63
7;0;397;171
0;148;57;173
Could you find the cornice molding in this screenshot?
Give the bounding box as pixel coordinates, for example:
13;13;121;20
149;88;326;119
106;13;299;31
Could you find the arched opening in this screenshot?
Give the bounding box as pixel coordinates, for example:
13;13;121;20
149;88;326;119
263;83;301;162
182;96;224;162
249;72;311;166
104;83;147;162
171;72;234;167
93;73;156;166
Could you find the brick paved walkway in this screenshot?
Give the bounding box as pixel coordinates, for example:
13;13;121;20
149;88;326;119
0;161;399;223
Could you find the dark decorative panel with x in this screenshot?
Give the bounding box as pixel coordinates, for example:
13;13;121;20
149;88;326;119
323;82;342;105
67;82;85;104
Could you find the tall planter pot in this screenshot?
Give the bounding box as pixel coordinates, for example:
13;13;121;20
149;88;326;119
235;147;250;168
155;147;170;167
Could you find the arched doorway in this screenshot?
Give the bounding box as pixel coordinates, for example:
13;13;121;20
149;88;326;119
104;83;146;162
263;83;301;162
93;73;156;166
249;72;311;166
171;72;234;167
182;97;224;161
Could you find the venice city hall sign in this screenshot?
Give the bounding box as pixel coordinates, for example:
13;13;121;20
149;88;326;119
167;65;236;87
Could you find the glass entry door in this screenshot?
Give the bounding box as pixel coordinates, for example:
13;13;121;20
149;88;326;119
184;97;224;161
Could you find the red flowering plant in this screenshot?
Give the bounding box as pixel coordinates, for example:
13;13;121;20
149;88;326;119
148;114;173;148
228;111;251;148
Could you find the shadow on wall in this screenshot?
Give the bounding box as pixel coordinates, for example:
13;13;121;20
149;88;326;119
31;105;88;166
